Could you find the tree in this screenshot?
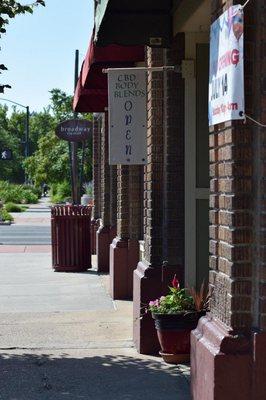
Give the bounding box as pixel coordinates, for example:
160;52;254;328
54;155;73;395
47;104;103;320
0;88;93;190
0;105;24;181
24;89;93;188
0;0;45;93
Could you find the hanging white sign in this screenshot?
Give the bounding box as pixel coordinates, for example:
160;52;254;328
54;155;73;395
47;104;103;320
209;5;245;126
108;68;147;165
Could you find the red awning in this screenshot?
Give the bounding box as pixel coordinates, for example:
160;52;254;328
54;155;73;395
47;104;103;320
73;34;144;113
73;77;107;113
81;36;144;89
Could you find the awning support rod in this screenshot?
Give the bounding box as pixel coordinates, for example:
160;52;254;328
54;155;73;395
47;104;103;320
102;66;181;73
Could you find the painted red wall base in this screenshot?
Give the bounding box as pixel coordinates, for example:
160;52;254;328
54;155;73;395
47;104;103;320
133;261;183;354
90;219;99;255
252;331;266;400
109;237;139;300
191;316;266;400
96;225;116;273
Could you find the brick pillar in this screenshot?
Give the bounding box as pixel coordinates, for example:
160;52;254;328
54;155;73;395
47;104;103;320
133;38;185;354
96;111;114;272
128;165;143;291
110;164;143;299
110;164;117;239
91;114;101;255
191;1;266;399
110;165;130;298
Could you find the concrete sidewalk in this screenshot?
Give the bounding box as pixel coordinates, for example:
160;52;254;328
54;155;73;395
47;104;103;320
0;201;191;399
10;196;51;225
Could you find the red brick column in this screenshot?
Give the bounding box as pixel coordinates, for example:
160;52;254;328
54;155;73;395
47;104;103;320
96;111;115;272
133;38;185;354
128;165;143;288
191;1;266;398
110;163;117;242
110;165;143;299
91;114;101;255
110;165;130;298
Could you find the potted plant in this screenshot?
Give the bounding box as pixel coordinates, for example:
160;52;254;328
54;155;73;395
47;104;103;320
81;182;93;206
148;275;211;364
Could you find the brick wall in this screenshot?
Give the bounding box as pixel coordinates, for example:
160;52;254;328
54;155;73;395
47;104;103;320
92;114;102;220
116;165;142;241
100;111;111;226
250;0;266;331
129;165;143;240
209;0;266;331
144;47;164;266
117;165;130;239
164;35;185;266
110;165;117;227
143;39;185;271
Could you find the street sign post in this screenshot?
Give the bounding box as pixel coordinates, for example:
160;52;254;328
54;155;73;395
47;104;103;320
55;119;92;204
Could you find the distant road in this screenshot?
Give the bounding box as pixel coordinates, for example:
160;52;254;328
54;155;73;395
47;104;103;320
0;225;51;245
0;197;51;245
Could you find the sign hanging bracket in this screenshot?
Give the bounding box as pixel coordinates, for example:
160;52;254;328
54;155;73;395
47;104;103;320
102;66;181;74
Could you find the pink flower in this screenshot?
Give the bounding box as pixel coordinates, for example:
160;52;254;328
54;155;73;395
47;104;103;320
149;299;160;307
172;275;180;289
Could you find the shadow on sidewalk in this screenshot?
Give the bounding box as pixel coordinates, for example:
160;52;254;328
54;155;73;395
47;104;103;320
0;352;191;400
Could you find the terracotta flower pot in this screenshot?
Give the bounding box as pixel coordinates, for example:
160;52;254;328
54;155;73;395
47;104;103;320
152;312;205;364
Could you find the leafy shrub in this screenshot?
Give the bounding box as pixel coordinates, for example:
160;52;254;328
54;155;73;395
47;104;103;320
0;209;13;222
20;191;38;204
21;184;42;198
0;181;39;204
4;203;26;212
51;181;71;204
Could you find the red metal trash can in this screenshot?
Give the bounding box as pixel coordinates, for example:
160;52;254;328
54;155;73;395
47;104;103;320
51;205;91;272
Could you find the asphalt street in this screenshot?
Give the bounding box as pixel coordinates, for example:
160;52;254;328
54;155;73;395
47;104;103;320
0;224;51;244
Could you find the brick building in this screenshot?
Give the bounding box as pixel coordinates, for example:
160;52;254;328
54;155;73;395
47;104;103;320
74;1;266;398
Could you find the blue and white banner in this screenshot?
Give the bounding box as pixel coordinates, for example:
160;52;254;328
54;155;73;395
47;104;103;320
209;5;245;126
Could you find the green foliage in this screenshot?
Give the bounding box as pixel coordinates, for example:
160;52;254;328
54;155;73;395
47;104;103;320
24;131;70;187
148;289;194;315
0;208;13;221
0;105;57;183
0;181;39;204
49;89;74;121
21;184;42;198
148;276;210;315
0;88;93;198
0;105;25;182
51;180;71;204
20;190;38;204
4;202;26;212
24;89;93;190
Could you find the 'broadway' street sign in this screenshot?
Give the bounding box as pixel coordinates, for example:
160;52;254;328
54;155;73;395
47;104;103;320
55;119;92;142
